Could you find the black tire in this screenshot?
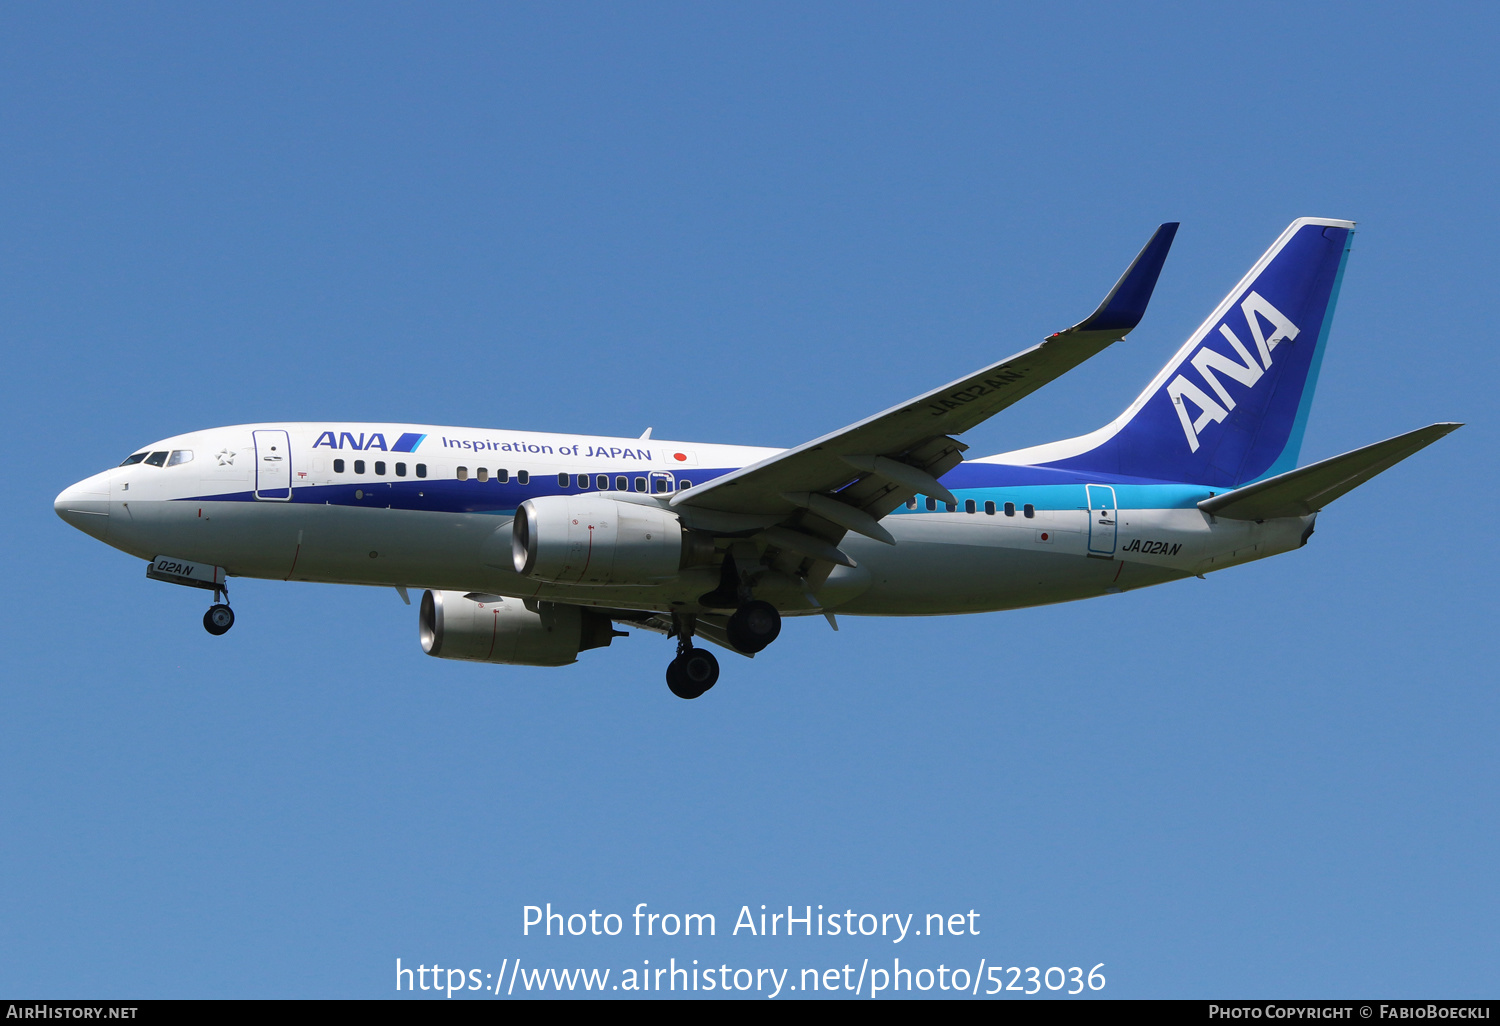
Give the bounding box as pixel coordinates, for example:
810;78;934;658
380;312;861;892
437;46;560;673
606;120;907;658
666;648;719;699
726;600;781;654
665;657;698;700
203;604;235;636
681;648;719;692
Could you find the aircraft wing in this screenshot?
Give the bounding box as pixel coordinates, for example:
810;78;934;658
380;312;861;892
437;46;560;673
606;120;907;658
672;223;1179;539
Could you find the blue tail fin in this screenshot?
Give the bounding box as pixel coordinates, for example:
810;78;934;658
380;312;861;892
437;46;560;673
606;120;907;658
1008;218;1355;487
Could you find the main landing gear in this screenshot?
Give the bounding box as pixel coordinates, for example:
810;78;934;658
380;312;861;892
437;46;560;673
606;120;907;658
666;613;719;700
664;599;786;699
666;646;719;700
726;599;781;654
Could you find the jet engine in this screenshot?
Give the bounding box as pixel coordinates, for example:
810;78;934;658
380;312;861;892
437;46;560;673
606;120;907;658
419;590;618;666
511;495;713;586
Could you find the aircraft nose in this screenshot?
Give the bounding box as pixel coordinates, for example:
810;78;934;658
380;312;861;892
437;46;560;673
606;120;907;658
55;474;111;540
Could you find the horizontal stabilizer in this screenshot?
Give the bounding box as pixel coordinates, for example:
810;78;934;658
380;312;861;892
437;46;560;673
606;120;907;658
1198;423;1461;521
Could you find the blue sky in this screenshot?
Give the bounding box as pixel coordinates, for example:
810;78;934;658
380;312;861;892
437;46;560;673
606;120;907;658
2;3;1495;998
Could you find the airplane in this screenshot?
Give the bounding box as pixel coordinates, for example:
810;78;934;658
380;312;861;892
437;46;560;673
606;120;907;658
54;217;1459;699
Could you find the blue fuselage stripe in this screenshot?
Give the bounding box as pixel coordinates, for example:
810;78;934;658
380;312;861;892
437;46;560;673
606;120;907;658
178;461;1219;515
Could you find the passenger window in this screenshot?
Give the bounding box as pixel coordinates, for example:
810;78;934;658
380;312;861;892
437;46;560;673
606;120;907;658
615;476;627;490
965;499;976;514
654;478;669;493
456;467;468;481
119;452;148;467
577;475;590;490
906;498;918;510
497;469;509;483
558;472;569;486
984;500;996;515
634;477;646;492
925;497;936;511
679;480;691;489
597;475;609;489
167;450;194;467
375;461;387;475
477;468;488;482
517;470;529;485
334;459;345;474
1004;502;1015;517
945;501;957;513
354;460;366;475
1023;503;1035;518
395;462;406;477
415;464;427;478
144;451;169;467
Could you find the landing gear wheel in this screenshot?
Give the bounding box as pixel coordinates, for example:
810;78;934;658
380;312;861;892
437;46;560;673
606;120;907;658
726;599;781;654
203;604;235;636
666;647;719;699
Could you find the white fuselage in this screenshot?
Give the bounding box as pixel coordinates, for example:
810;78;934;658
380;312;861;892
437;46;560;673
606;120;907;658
55;422;1313;618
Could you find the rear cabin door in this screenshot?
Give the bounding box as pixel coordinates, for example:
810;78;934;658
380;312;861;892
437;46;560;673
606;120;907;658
1086;484;1118;556
253;429;293;500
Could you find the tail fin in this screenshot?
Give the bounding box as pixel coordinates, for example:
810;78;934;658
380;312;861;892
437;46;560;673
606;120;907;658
1005;218;1356;487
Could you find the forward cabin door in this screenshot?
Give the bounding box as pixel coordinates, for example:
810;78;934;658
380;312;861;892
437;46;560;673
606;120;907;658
253;429;293;500
1086;484;1118;556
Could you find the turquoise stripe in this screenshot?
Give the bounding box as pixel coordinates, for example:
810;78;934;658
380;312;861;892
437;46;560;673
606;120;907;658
897;482;1214;513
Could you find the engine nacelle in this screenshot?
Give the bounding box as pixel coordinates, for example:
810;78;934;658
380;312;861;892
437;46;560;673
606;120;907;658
419;590;617;666
512;495;709;586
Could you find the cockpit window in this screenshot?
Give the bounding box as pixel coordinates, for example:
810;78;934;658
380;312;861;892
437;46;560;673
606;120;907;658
144;451;169;467
166;450;193;467
119;452;148;466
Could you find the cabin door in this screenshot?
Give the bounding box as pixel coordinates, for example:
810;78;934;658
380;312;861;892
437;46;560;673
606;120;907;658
1086;484;1118;556
253;430;293;500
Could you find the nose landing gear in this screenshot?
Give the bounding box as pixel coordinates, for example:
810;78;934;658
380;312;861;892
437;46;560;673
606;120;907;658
202;581;234;636
203;604;235;636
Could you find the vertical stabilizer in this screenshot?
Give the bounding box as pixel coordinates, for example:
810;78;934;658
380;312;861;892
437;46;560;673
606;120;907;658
1001;218;1355;487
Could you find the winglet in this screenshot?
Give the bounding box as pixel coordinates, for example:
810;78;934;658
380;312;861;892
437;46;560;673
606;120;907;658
1066;222;1180;335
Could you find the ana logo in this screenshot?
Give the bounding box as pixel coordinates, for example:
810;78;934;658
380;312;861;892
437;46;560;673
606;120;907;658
1166;291;1300;452
312;431;427;453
